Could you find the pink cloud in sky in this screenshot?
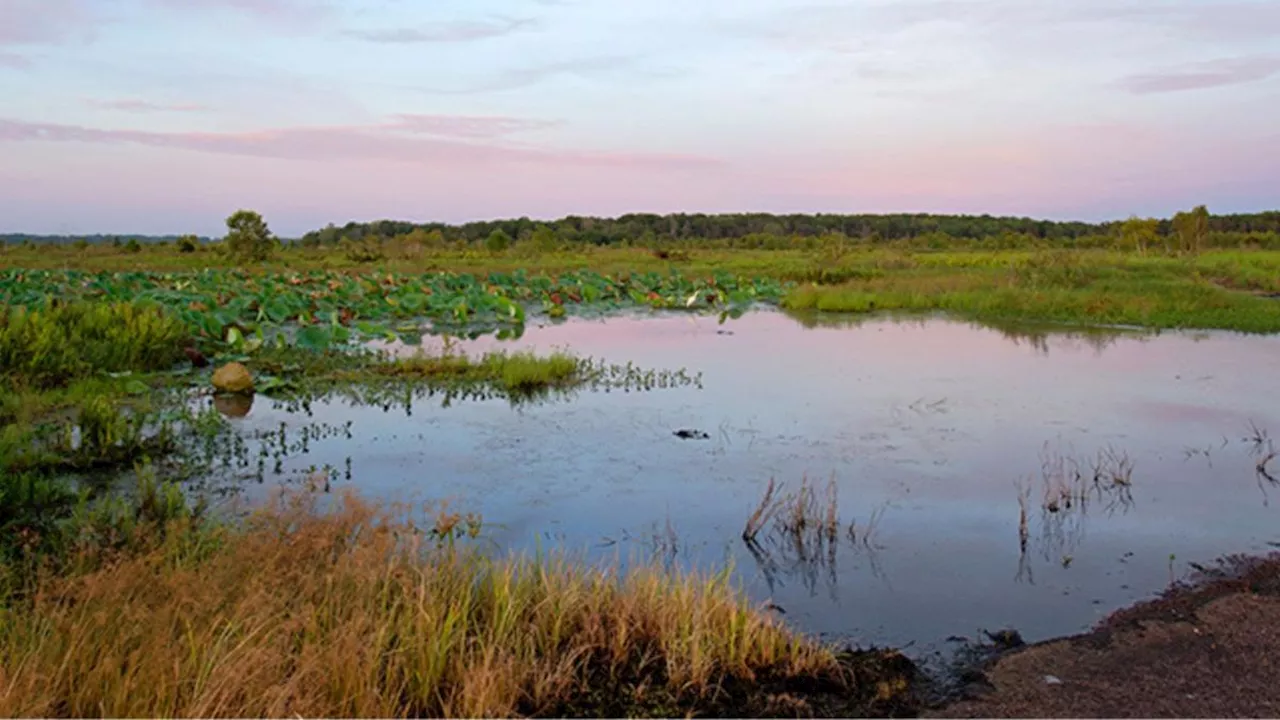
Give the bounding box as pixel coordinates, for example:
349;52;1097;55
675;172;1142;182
147;0;332;27
2;109;1274;236
387;114;564;138
0;0;103;45
85;99;210;113
1118;56;1280;94
741;120;1280;218
0;116;724;171
0;0;331;47
343;17;538;44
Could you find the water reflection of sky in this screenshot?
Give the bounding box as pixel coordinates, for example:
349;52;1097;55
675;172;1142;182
222;311;1280;654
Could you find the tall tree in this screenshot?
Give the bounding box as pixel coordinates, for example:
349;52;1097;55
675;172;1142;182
225;210;275;261
1119;216;1159;255
1172;205;1210;254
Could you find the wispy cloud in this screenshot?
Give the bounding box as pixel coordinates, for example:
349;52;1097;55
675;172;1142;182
86;98;210;113
148;0;333;27
388;114;562;138
0;116;722;170
1120;56;1280;94
1076;1;1280;42
0;0;104;46
0;51;31;69
344;17;537;44
725;1;1280;53
421;55;640;95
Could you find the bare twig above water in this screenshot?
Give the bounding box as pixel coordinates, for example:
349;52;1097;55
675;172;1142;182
1246;420;1270;449
1257;440;1277;485
742;475;890;598
1038;441;1135;516
908;397;949;415
1016;441;1138;578
742;477;780;542
1015;477;1031;553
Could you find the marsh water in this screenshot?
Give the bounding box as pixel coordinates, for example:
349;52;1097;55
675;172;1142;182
217;311;1280;655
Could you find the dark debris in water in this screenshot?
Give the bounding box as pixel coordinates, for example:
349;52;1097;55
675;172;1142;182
982;629;1026;650
673;429;710;440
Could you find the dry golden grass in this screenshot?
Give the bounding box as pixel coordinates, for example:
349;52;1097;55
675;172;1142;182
0;489;850;718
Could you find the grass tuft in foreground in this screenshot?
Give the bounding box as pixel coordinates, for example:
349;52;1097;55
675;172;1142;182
0;489;916;718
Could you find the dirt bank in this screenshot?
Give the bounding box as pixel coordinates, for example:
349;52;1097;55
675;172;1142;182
927;553;1280;718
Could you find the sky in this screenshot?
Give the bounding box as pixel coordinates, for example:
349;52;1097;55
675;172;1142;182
1;0;1278;237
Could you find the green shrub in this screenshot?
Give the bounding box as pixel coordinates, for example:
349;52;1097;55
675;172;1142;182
485;229;512;254
342;238;385;263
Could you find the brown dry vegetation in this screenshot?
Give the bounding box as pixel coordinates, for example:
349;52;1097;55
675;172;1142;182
0;489;916;718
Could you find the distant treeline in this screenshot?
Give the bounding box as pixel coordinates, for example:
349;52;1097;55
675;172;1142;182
7;210;1279;249
0;234;213;245
301;211;1280;247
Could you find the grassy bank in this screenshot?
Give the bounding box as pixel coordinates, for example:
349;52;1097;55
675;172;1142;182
0;488;916;718
782;249;1280;333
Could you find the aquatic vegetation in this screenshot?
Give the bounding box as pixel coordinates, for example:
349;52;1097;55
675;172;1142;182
0;300;187;389
1013;442;1141;581
7;248;1280;345
743;476;838;545
741;477;889;600
1246;423;1278;487
264;348;704;412
0;459;210;586
0;269;784;353
368;349;581;395
0;488;916;718
0;395;178;476
1037;442;1136;515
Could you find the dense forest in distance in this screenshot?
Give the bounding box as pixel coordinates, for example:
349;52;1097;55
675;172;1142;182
301;210;1280;247
0;233;213;245
5;210;1279;247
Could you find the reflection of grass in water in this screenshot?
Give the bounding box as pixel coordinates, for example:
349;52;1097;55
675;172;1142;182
1037;441;1134;515
1014;442;1138;582
1247;423;1278;497
781;306;1146;355
262;347;703;414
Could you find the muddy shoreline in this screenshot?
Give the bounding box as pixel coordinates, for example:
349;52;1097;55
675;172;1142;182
915;552;1280;718
606;551;1280;718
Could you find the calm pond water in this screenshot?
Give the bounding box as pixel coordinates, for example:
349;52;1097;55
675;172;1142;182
215;311;1280;655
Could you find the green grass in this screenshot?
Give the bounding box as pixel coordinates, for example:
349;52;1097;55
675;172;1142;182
369;349;582;394
780;249;1280;333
